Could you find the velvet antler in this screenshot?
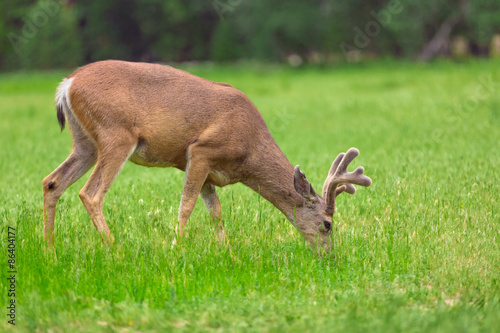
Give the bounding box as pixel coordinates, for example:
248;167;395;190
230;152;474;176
322;148;372;217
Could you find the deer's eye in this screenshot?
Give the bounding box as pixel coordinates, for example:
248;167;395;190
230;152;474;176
322;220;331;232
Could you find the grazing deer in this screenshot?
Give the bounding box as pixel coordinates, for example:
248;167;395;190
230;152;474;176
43;60;371;252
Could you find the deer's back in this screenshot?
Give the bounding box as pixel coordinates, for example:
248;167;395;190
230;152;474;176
66;60;269;175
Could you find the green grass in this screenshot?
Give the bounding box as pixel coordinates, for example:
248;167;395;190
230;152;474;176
0;60;499;332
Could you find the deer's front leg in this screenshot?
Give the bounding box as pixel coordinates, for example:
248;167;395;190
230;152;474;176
200;182;226;241
200;182;236;258
178;153;211;239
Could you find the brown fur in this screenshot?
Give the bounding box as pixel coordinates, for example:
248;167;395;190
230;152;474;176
42;60;371;252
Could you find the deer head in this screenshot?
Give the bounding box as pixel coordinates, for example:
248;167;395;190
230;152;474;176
291;148;372;251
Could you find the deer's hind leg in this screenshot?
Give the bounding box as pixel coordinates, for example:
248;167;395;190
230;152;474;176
78;132;137;245
43;120;97;247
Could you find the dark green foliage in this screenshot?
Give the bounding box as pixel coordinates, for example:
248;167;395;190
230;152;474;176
1;1;500;67
467;0;500;44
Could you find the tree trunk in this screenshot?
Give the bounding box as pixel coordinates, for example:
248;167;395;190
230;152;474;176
419;0;469;62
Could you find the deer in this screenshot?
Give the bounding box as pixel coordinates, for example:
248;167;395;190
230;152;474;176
43;60;372;253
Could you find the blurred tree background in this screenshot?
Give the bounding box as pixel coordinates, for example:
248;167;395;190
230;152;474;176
1;0;499;70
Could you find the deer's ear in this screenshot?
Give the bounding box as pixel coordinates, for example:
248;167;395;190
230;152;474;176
294;165;313;199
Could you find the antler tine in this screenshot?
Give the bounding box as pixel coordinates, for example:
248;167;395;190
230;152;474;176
335;183;356;196
323;152;344;197
336;148;359;174
322;148;360;197
323;148;372;216
328;152;345;177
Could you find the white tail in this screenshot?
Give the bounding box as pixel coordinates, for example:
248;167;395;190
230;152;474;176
43;60;371;252
55;78;73;131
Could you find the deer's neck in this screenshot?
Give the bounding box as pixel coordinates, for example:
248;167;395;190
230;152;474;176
242;141;302;223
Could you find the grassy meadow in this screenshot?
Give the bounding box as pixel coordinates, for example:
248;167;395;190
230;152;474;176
0;60;499;332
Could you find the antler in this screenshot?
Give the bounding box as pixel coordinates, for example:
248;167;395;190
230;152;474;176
322;148;372;217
